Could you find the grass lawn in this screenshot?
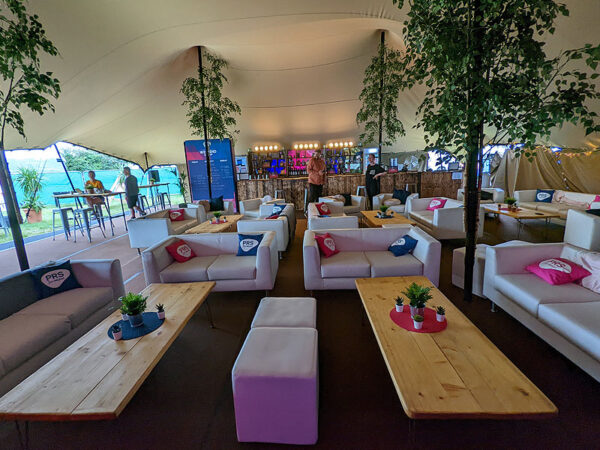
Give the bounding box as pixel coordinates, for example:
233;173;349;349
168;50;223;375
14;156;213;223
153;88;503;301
0;194;186;245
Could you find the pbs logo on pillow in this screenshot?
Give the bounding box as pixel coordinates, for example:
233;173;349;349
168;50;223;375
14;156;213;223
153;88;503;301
170;211;182;220
537;192;551;201
539;259;572;273
41;269;71;288
176;244;192;258
430;199;442;208
392;238;406;247
240;238;259;252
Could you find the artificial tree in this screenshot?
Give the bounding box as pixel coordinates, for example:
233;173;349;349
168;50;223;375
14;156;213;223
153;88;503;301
0;0;60;270
393;0;600;301
180;47;240;199
356;32;405;159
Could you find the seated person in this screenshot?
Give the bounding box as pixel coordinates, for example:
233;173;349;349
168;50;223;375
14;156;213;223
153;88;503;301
84;170;109;208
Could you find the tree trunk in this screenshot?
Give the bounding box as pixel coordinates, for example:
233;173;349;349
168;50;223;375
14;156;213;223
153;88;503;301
377;31;385;161
198;46;213;200
463;141;481;303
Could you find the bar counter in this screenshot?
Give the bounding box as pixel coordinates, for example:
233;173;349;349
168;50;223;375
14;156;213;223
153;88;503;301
237;172;462;210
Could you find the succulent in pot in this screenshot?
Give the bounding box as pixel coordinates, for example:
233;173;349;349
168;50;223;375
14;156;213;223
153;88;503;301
505;197;517;210
395;296;404;313
120;292;148;328
402;282;433;318
111;324;123;340
436;305;446;322
212;211;222;223
379;205;389;216
156;303;166;320
412;314;424;330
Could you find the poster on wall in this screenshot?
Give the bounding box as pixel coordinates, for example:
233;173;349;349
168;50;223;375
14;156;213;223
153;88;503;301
184;139;238;212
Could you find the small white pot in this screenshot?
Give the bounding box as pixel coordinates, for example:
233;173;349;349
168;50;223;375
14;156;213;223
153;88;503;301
121;313;128;321
413;321;423;330
395;304;404;313
436;313;445;322
157;311;166;320
113;330;123;340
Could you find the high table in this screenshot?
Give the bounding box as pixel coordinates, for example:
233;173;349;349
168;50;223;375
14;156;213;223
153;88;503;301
138;182;171;211
355;276;557;423
0;282;215;447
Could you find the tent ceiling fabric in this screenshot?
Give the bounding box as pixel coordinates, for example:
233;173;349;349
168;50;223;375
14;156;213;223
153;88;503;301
3;0;599;166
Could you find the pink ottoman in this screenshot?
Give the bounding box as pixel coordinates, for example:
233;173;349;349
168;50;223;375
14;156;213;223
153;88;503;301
232;327;318;444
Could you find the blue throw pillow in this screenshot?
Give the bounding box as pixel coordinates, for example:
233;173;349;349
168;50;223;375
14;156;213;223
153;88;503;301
237;233;264;256
392;189;411;204
535;189;554;203
30;260;82;299
271;203;286;215
388;235;418;257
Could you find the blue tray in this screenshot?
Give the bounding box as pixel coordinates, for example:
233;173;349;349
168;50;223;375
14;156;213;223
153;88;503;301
108;312;164;340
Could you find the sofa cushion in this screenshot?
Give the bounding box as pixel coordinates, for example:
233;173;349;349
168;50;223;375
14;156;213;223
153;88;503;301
365;251;423;278
518;201;538;210
343;205;361;214
427;198;446;211
15;287;114;328
320;252;370;278
0;314;71;373
169;208;185;221
159;256;217;283
341;193;352;206
237;233;264;256
393;189;411;204
535;189;554;203
538;302;600;360
535;204;564;215
315;233;339;258
494;274;600;316
388;235;418;257
384;198;402;206
209;196;224;212
315;202;331;215
166;239;196;262
526;258;590;285
410;210;435;226
208;255;256;280
171;219;196;234
580;252;600;294
30;260;82;300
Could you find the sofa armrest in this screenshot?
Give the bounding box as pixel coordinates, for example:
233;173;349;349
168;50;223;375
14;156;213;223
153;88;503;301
514;190;536;203
141;236;178;284
223;201;234;215
352;195;366;210
432;206;465;228
303;230;322;289
182;207;201;221
71;259;125;299
406;197;431;214
372;194;387;210
407;228;442;286
489;188;505;203
240;198;262;215
255;231;278;289
127;217;171;249
457;188;465;202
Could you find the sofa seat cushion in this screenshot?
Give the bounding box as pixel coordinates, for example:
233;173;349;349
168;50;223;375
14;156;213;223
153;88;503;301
388;205;406;214
171;219;196;234
535;204;563;215
343;205;361;214
538;302;600;360
365;251;423;278
410;210;435;226
320;252;370;279
0;314;71;374
494;274;600;316
208;254;256;280
159;256;218;283
384;198;402;206
518;202;538;210
15;287;113;328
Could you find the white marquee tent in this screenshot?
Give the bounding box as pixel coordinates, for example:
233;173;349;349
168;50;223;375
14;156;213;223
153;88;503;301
3;0;599;167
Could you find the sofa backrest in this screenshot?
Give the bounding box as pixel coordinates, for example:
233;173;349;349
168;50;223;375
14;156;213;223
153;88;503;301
0;270;40;320
554;190;597;206
308;202;344;217
312;227;413;252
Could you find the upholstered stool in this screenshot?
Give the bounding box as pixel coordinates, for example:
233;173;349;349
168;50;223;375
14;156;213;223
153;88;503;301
251;297;317;329
232;327;318;445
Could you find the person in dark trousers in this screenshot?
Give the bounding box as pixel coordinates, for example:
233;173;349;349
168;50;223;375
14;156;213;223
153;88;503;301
365;153;386;209
123;167;146;219
306;149;326;207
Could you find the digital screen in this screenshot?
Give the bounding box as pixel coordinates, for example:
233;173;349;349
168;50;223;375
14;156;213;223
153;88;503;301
184;139;237;212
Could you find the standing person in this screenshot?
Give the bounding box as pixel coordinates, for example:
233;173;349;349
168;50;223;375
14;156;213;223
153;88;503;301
365;154;386;209
306;149;326;207
123;167;145;218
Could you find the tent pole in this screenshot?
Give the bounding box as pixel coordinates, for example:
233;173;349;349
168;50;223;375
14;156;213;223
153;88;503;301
377;30;385;161
198;46;213;200
0;149;29;270
54;144;83;208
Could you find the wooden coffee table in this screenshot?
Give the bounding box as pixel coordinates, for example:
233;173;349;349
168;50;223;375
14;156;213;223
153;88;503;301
361;210;416;228
483;204;560;238
0;282;214;424
185;214;244;234
355;276;557;420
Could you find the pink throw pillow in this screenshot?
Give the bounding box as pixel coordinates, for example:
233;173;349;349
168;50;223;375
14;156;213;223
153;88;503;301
526;257;591;285
315;202;331;215
579;252;600;294
315;233;339;258
427;198;447;211
588;195;600;210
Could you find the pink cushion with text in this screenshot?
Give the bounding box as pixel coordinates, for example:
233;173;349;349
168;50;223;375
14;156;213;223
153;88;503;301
426;198;447;211
315;202;331;215
315;233;339;258
166;239;196;262
526;257;590;285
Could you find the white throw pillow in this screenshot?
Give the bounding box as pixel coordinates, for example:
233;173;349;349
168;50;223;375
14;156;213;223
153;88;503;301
579;251;600;294
384;199;402;206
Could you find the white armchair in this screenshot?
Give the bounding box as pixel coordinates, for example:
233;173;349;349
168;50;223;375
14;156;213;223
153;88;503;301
407;197;484;240
127;207;202;249
318;195;366;216
240;197;285;218
373;193;419;216
306;202;358;231
259;203;296;239
184;201;234;218
457;188;505;204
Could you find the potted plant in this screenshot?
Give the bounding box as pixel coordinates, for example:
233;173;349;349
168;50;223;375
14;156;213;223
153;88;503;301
111;324;122;340
212;211;222;223
402;282;433;318
395;296;404;313
149;177;156;185
413;314;424;330
15;166;45;223
505;197;517;211
156;303;165;320
120;304;128;321
120;292;147;328
378;204;389;217
436;306;446;322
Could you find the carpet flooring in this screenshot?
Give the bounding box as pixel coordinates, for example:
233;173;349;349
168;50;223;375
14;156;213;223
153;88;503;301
1;215;599;449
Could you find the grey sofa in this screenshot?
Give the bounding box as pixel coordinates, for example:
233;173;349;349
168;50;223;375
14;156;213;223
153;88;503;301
0;259;125;395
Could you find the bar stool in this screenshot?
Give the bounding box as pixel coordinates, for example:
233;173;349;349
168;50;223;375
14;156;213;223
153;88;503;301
160;192;172;209
138;194;150;212
52;191;75;240
274;189;286;202
73;204;106;243
405;183;418;193
356;186;366;197
303;188;309;214
93;198;115;236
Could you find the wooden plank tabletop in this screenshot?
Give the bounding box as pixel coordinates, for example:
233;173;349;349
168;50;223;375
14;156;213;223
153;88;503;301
361;210;416;227
483;204;560;219
0;282;214;421
355;276;557;420
185;214;244;234
54;192;125;199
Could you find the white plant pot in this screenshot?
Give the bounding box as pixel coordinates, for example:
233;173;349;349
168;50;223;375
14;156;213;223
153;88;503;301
121;313;128;321
395;304;404;313
436;313;445;322
157;311;166;320
413;321;423;330
113;330;123;340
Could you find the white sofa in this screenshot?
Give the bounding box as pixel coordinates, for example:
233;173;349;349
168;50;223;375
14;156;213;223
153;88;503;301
259;203;296;240
407;197;485;240
184;201;235;218
303;226;441;290
457;188;505;204
142;232;279;292
483;242;600;382
514;189;600;219
318;195;366;216
240;197;284;218
307;202;358;231
564;209;600;252
128;207;202;249
238;216;289;257
372;192;419;216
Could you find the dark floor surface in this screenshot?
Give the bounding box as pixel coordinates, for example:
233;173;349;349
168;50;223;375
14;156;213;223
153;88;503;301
1;214;599;450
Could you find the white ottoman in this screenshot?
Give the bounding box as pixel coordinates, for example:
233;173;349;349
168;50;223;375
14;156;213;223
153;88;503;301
232;327;319;444
452;241;528;297
251;297;317;329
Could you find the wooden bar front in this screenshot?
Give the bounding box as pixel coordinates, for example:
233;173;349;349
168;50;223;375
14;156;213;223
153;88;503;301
237;172;462;210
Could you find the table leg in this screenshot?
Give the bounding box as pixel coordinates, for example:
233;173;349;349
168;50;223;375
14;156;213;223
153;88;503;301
82;210;92;242
119;193;128;230
15;420;29;450
491;301;497;312
516;219;522;239
205;298;215;328
60;209;71;239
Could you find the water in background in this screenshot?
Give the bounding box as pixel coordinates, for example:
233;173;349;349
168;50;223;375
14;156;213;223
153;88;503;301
13;167;180;207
